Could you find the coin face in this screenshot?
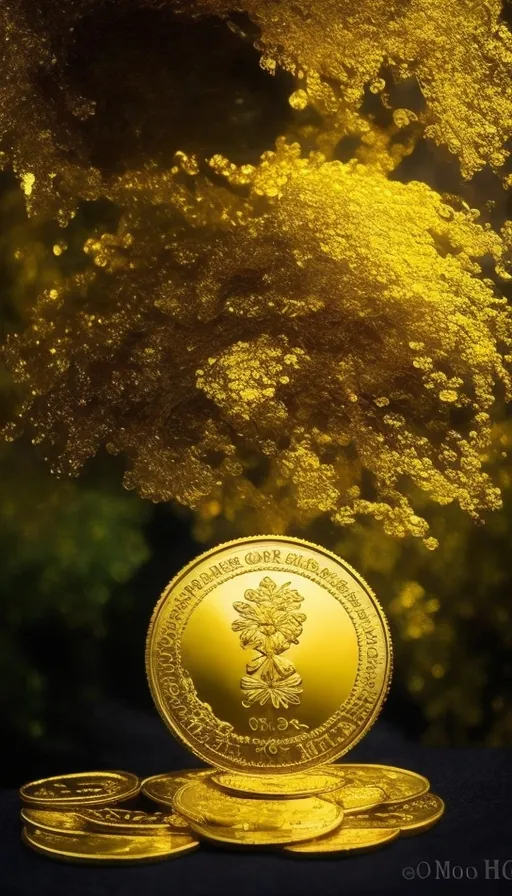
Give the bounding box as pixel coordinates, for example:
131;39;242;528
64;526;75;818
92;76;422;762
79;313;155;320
211;770;344;799
321;764;430;804
344;793;445;835
325;784;386;814
146;537;392;773
19;771;140;808
141;770;213;808
284;827;400;855
22;826;199;864
174;779;343;845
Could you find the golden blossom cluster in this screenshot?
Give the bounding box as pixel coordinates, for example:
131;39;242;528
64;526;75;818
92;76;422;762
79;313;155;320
186;0;512;178
1;0;511;547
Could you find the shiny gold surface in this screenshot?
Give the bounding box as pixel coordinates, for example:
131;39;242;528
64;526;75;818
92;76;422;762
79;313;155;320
190;817;342;848
146;537;392;773
322;764;430;804
141;770;214;808
22;825;199;864
79;807;191;834
19;771;140;808
3;2;512;557
326;785;386;815
344;793;445;835
21;805;190;836
211;771;344;799
284;792;444;855
284;827;400;855
21;808;87;834
174;780;343;846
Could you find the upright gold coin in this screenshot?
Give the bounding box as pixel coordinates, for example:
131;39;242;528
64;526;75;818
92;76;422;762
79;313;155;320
284;827;400;856
211;770;344;799
19;771;140;808
173;779;343;845
141;770;213;808
22;825;199;864
325;784;386;814
343;793;445;835
320;764;429;804
146;537;392;773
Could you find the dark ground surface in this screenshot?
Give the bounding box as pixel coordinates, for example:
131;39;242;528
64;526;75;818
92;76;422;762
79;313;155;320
1;701;511;895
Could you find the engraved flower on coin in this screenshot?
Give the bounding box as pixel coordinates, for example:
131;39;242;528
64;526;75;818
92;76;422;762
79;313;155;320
232;599;305;652
232;576;307;709
240;671;304;709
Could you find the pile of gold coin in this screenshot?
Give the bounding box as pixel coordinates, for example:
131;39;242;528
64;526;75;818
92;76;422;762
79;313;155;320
20;764;444;861
20;537;445;861
145;764;445;854
19;770;199;863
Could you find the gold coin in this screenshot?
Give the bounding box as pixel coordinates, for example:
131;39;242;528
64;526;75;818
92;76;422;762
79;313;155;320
78;807;191;834
19;771;140;808
321;764;430;804
173;779;343;845
342;793;445;835
21;807;86;834
190;816;345;849
146;536;392;773
325;784;386;814
284;827;400;855
141;770;213;808
21;805;191;837
22;825;199;864
211;770;344;799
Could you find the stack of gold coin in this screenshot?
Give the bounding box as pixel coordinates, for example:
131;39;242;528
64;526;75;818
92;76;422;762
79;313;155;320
20;763;444;861
141;764;444;855
19;771;199;863
20;537;445;862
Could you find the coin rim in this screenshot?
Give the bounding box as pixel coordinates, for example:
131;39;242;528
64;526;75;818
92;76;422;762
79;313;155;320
21;807;87;835
283;826;400;855
78;807;190;835
21;805;183;837
385;794;445;835
141;770;214;807
320;763;430;805
21;825;199;864
19;770;141;807
211;770;345;799
145;535;393;773
189;814;344;847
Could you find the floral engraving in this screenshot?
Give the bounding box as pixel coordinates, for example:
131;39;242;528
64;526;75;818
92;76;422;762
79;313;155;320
232;576;306;709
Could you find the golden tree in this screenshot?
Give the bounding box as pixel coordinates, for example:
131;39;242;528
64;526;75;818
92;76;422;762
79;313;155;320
1;0;512;742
